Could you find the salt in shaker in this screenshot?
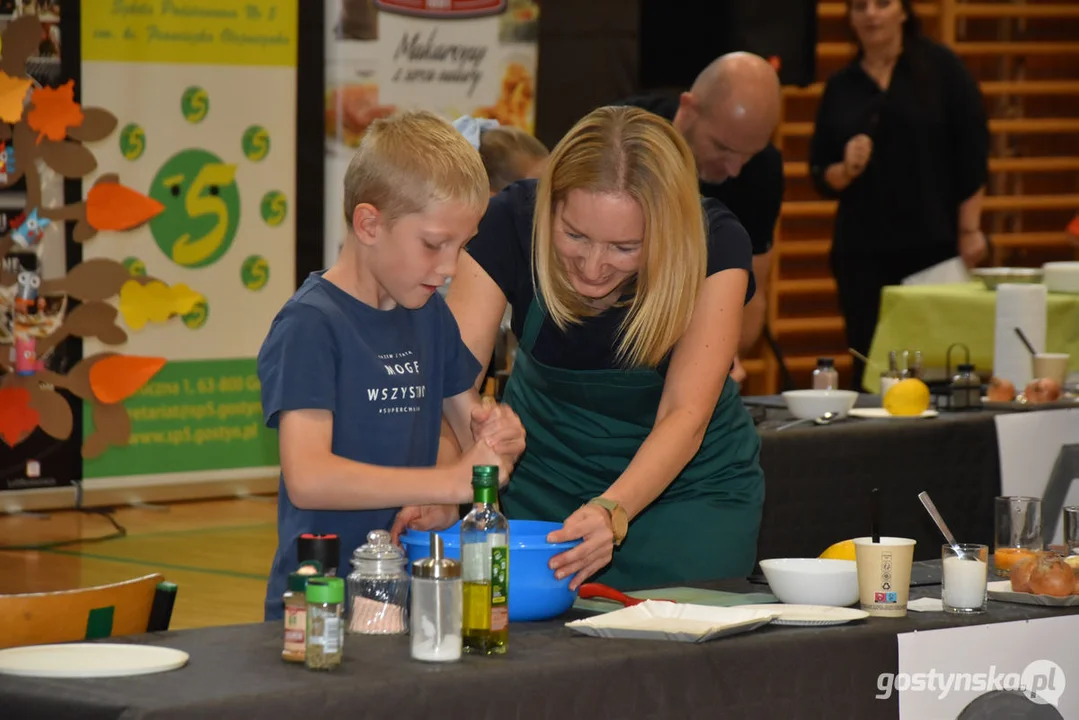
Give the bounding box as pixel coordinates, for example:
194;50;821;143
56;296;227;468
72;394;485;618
410;532;462;663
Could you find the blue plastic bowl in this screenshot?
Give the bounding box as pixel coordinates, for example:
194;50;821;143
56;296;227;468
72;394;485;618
400;520;580;622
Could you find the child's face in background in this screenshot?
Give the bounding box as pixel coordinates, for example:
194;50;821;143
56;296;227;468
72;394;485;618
368;200;483;309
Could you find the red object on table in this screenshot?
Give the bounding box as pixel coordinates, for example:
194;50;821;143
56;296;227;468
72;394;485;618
577;583;674;607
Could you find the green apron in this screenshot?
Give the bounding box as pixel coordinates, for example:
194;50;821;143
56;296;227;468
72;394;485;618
500;296;765;590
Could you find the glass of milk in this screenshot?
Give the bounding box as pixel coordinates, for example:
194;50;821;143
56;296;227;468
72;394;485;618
942;543;989;614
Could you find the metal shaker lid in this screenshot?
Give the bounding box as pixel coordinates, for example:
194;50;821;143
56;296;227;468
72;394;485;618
411;532;460;579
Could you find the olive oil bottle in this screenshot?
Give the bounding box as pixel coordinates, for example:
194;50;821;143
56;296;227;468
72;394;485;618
461;465;509;655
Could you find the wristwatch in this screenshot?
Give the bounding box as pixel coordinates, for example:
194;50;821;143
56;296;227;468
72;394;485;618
588;497;628;546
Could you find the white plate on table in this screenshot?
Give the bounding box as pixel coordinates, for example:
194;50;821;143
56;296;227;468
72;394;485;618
987;581;1079;608
737;604;869;627
0;643;189;678
848;408;939;420
565;600;780;643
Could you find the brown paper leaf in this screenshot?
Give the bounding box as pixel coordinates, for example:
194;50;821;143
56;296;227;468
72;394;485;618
0;16;43;77
61;354;111;401
27;384;73;440
97;323;128;346
61;258;131;301
73;220;98;244
94;173;120;187
39;139;97;178
66;107;118;143
63;300;120;338
83;401;131;458
0;124;11;141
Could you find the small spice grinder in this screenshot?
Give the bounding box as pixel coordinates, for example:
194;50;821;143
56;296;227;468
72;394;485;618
298;533;341;577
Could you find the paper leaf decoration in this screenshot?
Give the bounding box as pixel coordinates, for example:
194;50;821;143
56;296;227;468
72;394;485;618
89;355;166;404
0;386;39;446
60;258;131;301
66;107;119;143
57;355;100;401
62;301;127;345
86;181;165;231
39;140;97;178
83;401;132;458
73;219;98;243
0;70;32;124
0;15;42;77
27;384;73;440
118;279;203;331
27;80;84;144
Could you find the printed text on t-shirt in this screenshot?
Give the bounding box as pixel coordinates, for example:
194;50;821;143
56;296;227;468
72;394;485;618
369;350;425;413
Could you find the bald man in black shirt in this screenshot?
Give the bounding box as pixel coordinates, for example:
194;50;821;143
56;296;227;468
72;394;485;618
619;53;785;380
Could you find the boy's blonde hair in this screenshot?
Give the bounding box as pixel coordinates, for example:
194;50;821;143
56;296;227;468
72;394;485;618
533;106;708;368
478;126;549;192
343;109;489;228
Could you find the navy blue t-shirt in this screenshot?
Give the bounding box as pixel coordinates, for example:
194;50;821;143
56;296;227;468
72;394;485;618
257;272;480;620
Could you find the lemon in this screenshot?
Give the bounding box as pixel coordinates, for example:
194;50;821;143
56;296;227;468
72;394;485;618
1065;555;1079;570
883;378;931;416
820;539;856;561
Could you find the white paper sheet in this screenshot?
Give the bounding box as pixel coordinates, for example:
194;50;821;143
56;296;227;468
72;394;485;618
895;616;1079;718
901;257;971;286
995;409;1079;546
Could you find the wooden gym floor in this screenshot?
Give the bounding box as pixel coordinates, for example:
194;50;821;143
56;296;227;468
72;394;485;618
0;497;279;630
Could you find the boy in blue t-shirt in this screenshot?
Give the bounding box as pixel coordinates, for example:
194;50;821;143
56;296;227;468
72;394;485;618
257;110;526;621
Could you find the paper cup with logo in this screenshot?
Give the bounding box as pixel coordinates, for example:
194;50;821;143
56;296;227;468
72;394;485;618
853;537;917;617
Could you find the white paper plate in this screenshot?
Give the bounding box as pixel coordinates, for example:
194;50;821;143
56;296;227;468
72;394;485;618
565;600;780;643
849;408;939;420
737;604;870;626
0;643;189;678
987;581;1079;608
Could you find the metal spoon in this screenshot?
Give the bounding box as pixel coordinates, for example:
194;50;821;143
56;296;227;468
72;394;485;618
777;411;838;431
917;491;967;559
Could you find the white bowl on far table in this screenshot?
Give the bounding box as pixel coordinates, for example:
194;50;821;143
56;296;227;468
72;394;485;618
1043;262;1079;294
759;558;860;607
781;390;859;421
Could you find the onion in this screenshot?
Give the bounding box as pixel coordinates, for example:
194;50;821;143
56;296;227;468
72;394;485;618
1024;378;1062;404
1010;556;1035;593
987;377;1016;402
1028;552;1074;597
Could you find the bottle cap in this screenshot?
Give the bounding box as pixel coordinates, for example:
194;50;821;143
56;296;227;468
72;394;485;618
306;577;345;605
288;571;317;592
350;529;407;576
472;465;499;489
957;363;975;373
817;357;835;368
411;532;461;579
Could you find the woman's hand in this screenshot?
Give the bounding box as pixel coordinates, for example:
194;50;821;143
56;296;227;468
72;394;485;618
843;134;873;179
471;400;526;465
546;504;615;591
390;504;460;545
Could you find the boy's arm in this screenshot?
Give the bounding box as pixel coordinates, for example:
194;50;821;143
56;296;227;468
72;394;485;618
279;409;472;509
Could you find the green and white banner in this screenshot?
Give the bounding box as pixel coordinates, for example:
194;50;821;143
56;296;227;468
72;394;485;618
78;0;297;482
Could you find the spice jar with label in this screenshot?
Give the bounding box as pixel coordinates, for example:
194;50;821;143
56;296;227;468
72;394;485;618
282;560;322;663
346;529;409;635
410;532;463;663
305;577;345;671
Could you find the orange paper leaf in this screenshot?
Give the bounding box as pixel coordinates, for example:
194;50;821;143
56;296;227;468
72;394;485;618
27;80;84;144
89;355;166;404
0;70;32;124
86;181;165;231
0;386;40;446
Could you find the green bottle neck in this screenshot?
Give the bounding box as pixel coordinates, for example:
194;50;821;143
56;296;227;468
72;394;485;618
472;486;497;506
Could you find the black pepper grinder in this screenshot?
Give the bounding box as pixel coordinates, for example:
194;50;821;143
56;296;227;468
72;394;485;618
298;533;341;577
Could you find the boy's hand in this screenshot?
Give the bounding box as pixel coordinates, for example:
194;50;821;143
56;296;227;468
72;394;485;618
390;504;460;545
458;438;512;494
470;398;526;464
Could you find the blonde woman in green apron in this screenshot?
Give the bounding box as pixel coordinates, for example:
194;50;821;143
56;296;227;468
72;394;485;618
393;106;764;591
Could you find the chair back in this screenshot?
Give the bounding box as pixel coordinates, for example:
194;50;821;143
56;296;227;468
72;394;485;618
0;574;174;649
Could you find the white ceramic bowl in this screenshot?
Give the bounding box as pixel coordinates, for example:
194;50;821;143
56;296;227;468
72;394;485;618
1043;262;1079;294
781;390;859;421
759;558;860;607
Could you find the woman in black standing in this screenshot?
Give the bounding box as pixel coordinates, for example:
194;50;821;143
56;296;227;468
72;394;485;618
809;0;990;390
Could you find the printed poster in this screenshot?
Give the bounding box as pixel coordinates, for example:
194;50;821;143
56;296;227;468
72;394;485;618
78;0;297;482
323;0;539;265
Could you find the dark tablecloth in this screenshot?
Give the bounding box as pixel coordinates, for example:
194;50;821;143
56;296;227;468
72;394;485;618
751;396;1001;564
2;578;1074;720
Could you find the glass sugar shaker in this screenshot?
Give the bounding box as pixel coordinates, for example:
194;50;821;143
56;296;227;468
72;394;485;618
345;529;409;635
410;532;462;663
950;363;981;410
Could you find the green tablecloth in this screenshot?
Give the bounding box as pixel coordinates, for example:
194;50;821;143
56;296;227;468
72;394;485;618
864;282;1079;392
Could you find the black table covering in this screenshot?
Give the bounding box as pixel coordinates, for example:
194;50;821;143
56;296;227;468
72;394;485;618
752;397;1001;564
1;579;1074;720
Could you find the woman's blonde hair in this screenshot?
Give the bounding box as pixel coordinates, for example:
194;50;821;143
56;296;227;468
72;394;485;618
478;126;549;192
343;109;488;228
532;105;708;368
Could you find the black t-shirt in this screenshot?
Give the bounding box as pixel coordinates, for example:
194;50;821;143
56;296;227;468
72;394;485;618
808;36;989;254
617;95;785;257
465;179;754;371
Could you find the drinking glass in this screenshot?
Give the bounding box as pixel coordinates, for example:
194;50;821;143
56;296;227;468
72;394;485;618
993;496;1042;577
941;544;988;614
1064;506;1079;557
